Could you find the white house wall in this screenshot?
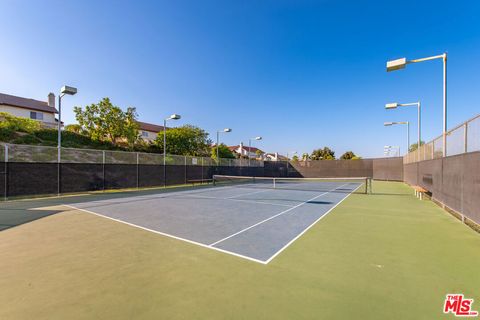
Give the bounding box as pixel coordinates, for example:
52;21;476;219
140;130;159;142
0;105;57;125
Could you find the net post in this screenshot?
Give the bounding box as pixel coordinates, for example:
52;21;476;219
273;177;276;189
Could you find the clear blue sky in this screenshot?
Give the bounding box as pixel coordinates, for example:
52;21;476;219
1;0;479;157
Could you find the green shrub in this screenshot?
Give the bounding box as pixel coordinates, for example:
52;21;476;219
61;131;116;149
11;134;42;145
0;127;16;141
33;129;58;141
0;112;41;133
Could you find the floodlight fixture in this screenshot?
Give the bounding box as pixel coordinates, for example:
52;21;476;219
163;113;182;171
60;85;77;96
216;128;232;161
248;136;263;166
386;53;447;156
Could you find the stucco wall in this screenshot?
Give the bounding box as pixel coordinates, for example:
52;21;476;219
0;105;56;125
140;130;159;142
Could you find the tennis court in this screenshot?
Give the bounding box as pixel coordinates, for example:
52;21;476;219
66;176;370;263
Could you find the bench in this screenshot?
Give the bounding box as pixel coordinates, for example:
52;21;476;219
412;186;428;200
187;179;213;186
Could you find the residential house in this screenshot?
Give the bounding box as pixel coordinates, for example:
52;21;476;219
264;152;288;161
0;92;59;128
228;143;265;159
137;121;167;142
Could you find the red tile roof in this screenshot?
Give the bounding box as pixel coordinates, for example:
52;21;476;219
228;145;264;153
0;92;58;113
137;121;167;133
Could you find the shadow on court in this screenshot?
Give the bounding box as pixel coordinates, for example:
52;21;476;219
0;181;401;233
0;185;213;231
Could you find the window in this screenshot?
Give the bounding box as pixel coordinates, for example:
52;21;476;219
30;111;44;120
141;131;149;137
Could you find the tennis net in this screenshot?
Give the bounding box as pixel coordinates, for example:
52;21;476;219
212;175;372;194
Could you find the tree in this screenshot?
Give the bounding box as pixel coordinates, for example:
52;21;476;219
64;124;83;134
255;149;263;159
310;147;335;160
340;151;360;160
123;107;140;148
155;124;212;156
301;153;310;161
211;143;236;160
73;98;139;145
292;155;299;162
409;141;425;152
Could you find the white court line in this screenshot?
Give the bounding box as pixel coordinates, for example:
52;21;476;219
63;204;268;265
63;182;362;265
226;189;272;199
71;185;243;208
208;183;350;247
182;194;294;208
264;183;362;264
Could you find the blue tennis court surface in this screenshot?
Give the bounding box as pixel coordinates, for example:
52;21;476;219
66;180;362;264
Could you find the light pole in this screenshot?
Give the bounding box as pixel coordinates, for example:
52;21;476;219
216;128;232;163
248;136;262;166
163;114;181;186
384;121;410;154
57;85;77;195
387;53;447;156
385;102;421;152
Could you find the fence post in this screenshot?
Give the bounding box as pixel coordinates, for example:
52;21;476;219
136;152;139;189
4;144;8;201
163;154;168;188
102;150;105;192
184;155;187;185
57;146;61;196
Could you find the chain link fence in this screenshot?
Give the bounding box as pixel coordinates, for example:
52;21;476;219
0;143;264;199
404;114;480;163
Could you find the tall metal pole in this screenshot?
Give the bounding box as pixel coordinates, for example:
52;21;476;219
406;121;410;154
248;139;251;167
417;102;421;161
57;95;62;162
417;102;421;148
57;95;63;196
163;119;166;187
163;120;166;165
442;53;447;157
216;131;219;163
